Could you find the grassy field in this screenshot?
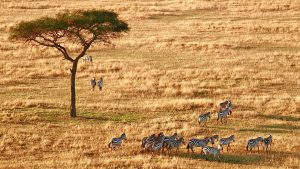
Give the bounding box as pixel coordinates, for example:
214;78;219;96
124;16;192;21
0;0;300;168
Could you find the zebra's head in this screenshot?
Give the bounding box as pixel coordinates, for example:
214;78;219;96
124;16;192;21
212;135;219;141
172;132;178;138
230;135;235;142
121;133;127;140
208;112;211;118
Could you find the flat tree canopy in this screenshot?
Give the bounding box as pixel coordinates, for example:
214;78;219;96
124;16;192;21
10;10;129;117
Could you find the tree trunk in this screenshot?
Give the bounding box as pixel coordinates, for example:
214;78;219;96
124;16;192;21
70;60;78;117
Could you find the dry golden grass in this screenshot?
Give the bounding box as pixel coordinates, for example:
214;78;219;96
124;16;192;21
0;0;300;168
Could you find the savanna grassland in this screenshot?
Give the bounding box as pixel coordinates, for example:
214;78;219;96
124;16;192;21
0;0;300;168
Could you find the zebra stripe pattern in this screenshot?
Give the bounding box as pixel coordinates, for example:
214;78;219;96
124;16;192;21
108;133;127;150
151;134;165;152
219;135;235;151
219;100;233;114
82;55;93;63
187;137;212;153
198;112;211;126
203;145;223;158
163;133;178;149
263;135;273;151
167;137;184;153
217;108;231;123
246;137;264;152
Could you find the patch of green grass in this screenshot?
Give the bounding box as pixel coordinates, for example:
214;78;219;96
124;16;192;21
177;153;263;164
258;115;300;122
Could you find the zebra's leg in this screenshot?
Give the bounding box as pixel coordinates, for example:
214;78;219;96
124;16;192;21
191;147;195;153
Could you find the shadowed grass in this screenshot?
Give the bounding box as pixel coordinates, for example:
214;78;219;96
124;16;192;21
239;128;286;133
80;111;146;123
177;153;263;164
258;115;300;122
260;124;300;131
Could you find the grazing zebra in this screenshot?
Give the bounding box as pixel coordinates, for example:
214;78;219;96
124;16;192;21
187;137;212;153
217;108;231;123
163;133;178;150
90;77;96;90
82;55;93;63
167;137;185;153
203;145;223;159
263;135;273;151
204;135;219;145
198;112;211;126
151;134;165;152
219;100;233;114
246;137;264;152
219;135;235;151
108;133;127;150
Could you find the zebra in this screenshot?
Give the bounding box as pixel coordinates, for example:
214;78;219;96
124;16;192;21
219;135;235;151
151;134;165;153
203;145;223;159
219;100;233;114
246;137;264;152
198;112;211;126
187;137;212;153
90;77;96;90
144;132;164;152
163;133;178;150
82;55;93;63
166;137;185;153
263;135;273;151
108;133;127;150
141;134;156;148
217;108;231;123
204;135;219;145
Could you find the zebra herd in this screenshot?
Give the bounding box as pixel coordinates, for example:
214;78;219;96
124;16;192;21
108;100;273;159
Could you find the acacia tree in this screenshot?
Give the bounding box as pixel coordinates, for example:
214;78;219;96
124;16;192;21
10;10;129;117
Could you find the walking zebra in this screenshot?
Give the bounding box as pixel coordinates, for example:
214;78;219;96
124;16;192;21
246;137;264;152
203;145;223;159
187;137;213;153
217;108;231;123
90;77;96;90
151;134;165;153
219;100;233;114
82;55;93;63
144;132;164;152
141;134;156;148
204;135;219;145
163;133;178;150
219;135;235;151
166;137;185;153
198;112;211;126
263;135;273;151
108;133;127;150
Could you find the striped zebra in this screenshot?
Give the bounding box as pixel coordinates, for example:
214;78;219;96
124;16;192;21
141;134;156;148
217;108;231;123
166;137;185;153
187;137;212;153
246;137;264;152
163;133;178;150
219;135;235;151
219;100;233;114
90;77;96;90
263;135;273;151
198;112;211;126
151;134;165;153
82;55;93;63
203;145;223;159
144;132;164;151
108;133;127;150
204;135;219;145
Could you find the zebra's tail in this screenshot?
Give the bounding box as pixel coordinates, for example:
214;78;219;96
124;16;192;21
187;143;190;150
108;142;112;148
246;145;249;151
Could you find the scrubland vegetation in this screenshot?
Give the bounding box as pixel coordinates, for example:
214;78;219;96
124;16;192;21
0;0;299;168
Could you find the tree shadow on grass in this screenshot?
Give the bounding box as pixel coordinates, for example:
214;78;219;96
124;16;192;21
175;153;263;165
